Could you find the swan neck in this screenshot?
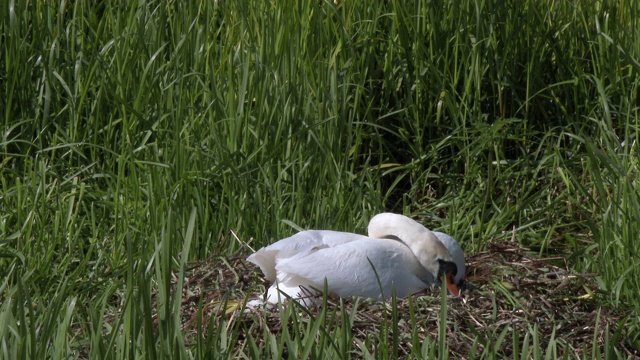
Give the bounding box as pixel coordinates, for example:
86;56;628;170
368;213;449;276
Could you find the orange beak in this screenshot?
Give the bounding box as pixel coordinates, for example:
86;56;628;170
445;272;460;297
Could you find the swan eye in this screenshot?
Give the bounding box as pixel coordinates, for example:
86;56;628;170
436;259;458;277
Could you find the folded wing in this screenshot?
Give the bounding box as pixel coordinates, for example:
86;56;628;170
275;238;432;300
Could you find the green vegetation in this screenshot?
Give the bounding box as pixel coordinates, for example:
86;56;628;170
1;0;639;358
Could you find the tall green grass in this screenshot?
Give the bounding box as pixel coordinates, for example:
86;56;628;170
1;0;639;357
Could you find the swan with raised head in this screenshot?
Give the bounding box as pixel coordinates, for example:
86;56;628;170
247;213;465;307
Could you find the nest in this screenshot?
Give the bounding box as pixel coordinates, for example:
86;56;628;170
169;241;638;358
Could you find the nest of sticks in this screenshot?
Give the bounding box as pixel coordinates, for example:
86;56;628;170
168;241;637;358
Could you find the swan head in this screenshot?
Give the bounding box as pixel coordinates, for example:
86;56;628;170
414;240;460;296
368;213;462;296
433;231;466;291
437;258;460;296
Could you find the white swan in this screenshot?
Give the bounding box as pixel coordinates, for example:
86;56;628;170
247;213;465;307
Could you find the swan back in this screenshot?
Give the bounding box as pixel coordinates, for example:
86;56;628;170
247;229;431;306
247;230;369;281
